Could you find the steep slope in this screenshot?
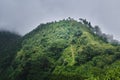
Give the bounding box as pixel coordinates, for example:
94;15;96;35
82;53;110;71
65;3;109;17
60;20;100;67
0;31;21;80
8;19;120;80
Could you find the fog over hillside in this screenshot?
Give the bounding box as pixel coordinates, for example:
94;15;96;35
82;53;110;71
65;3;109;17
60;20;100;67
0;0;120;40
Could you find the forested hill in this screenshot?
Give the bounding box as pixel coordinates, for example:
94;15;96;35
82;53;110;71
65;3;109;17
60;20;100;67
0;30;21;80
0;18;120;80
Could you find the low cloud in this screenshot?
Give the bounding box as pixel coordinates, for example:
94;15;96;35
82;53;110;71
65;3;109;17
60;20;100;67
0;0;119;40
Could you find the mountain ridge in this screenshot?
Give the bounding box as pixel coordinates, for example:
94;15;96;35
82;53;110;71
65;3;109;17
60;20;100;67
0;18;120;80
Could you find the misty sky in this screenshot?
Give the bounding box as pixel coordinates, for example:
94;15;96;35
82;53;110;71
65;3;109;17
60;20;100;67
0;0;120;40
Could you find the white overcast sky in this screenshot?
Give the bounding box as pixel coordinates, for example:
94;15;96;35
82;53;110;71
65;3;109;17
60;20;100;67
0;0;120;40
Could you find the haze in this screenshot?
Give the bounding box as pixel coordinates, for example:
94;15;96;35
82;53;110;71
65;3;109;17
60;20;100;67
0;0;120;40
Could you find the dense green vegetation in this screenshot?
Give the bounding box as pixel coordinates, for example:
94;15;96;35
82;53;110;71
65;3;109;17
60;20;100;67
0;18;120;80
0;31;21;80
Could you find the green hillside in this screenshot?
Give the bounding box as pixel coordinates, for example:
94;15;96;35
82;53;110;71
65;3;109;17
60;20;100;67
0;31;21;80
1;18;120;80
